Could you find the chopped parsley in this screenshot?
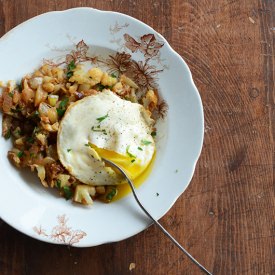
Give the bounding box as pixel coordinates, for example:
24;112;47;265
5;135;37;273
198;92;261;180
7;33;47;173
30;153;35;158
126;145;136;159
138;147;143;151
17;151;25;158
96;114;108;123
63;186;73;200
96;83;107;91
151;131;157;137
16;129;22;136
67;148;72;152
156;192;159;196
106;188;117;202
111;73;117;78
32;110;39;118
131;159;135;163
8;92;13;98
11;106;22;113
66;60;76;79
55;179;61;189
84;143;89;147
56;97;69;117
141;139;152;146
26;136;34;144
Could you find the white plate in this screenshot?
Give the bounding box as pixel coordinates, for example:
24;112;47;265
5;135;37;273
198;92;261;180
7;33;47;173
0;8;203;246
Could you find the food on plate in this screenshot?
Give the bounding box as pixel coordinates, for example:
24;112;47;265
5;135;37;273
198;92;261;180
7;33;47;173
0;62;159;205
58;90;155;186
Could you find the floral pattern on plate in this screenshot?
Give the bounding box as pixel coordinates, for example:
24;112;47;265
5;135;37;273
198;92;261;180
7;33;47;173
44;37;168;120
33;214;87;245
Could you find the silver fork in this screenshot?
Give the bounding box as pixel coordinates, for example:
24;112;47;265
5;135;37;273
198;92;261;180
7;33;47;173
102;158;212;275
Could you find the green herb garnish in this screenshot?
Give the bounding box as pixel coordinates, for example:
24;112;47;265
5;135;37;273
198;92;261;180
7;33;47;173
84;143;89;146
111;73;117;78
131;159;135;163
66;61;76;79
67;149;72;152
141;140;152;146
32;110;39;117
16;129;22;136
138;147;143;151
55;179;61;189
17;151;25;158
26;136;34;144
96;114;108;123
11;106;22;113
56;97;69;117
106;188;117;202
95;83;110;91
63;186;73;200
8;92;13;98
30;153;35;158
126;145;136;159
151;131;157;137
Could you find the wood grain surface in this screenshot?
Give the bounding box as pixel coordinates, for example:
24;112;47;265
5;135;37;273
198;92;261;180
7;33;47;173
0;0;274;274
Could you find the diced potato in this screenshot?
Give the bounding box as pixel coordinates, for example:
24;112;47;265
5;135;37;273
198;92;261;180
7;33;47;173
36;133;47;145
35;85;48;107
47;107;58;124
73;185;96;205
88;68;103;83
22;79;35;103
95;186;106;195
78;83;91;92
142;89;158;111
15;137;25;146
69;83;78;94
42;82;55;93
34;165;48;187
29;77;43;89
101;72;117;87
12;90;21;104
69;67;97;86
112;82;123;94
41;121;59;132
56;174;71;187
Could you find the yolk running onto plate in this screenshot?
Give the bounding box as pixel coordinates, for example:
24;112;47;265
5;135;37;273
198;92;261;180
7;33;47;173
114;152;156;201
91;144;154;180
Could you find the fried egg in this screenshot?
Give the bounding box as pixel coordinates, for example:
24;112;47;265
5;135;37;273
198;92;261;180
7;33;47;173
57;90;155;186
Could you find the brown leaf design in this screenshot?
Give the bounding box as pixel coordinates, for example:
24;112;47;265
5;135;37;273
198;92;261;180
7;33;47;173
130;60;162;89
65;54;75;64
76;40;89;59
68;230;87;245
33;214;87;245
140;34;164;58
123;34;141;53
102;52;132;75
33;226;48;236
156;100;168;119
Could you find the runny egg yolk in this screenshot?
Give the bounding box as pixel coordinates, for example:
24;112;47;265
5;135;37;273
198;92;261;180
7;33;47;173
90;144;153;181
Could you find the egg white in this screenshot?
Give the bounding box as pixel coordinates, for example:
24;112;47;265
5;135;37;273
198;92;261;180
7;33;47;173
57;90;155;186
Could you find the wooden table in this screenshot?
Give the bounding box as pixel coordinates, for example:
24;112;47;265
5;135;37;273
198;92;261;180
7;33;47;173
0;1;274;274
